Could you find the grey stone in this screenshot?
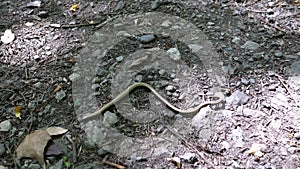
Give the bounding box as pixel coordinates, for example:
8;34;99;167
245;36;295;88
268;70;275;76
33;82;42;88
92;77;101;83
249;78;256;83
0;144;5;157
294;132;300;139
179;152;196;162
69;73;80;81
151;0;163;10
274;51;283;57
167;48;181;61
158;69;165;75
37;11;48;18
91;84;100;90
135;74;143;82
138;34;155;44
153;146;170;156
226;90;249;106
97;148;109;157
165;85;175;91
116;56;124;62
192;107;211;129
287;147;298;154
241;78;249;85
97;68;107;76
28;101;35;109
115;1;125;10
0;120;11;132
232;37;240;44
241;41;260;50
220;141;231;150
103;111;119;126
288;61;300;75
269;119;281;130
55;90;66;101
207;22;215;26
188;44;203;53
222;65;235;75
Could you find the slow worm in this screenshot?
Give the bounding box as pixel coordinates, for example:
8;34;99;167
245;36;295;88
81;82;224;121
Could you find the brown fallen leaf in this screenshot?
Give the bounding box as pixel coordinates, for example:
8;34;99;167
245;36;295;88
16;129;51;169
46;126;68;136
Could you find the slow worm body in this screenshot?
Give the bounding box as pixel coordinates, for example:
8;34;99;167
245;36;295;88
82;82;224;121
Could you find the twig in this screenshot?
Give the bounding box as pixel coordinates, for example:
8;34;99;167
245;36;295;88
66;135;77;163
255;16;286;33
101;156;126;169
275;73;299;107
61;21;103;28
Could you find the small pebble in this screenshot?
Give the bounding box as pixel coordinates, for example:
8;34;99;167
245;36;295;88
55;90;66;101
241;41;260;51
294;133;300;139
268;70;275;76
0;120;12;132
135;74;143;82
97;148;109;157
274;51;283;57
69;73;80;81
116;56;124;62
167;48;181;61
241;78;249;85
165;85;175;91
139;34;155;44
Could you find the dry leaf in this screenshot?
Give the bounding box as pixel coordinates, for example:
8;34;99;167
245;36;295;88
1;29;15;44
54;83;63;93
14;106;22;119
247;143;266;157
70;3;80;11
46;126;68;136
16;129;51;169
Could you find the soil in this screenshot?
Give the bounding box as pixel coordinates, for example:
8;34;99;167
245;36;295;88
0;0;299;169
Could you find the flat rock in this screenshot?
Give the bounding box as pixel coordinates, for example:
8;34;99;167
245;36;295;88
167;48;181;61
226;90;249;106
0;120;11;132
241;41;260;50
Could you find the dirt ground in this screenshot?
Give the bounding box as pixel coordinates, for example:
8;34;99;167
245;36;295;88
0;0;300;169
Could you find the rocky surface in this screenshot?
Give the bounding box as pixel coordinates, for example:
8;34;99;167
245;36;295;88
0;0;299;168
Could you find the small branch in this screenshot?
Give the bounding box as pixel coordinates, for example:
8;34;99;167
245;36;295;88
102;160;126;169
275;73;299;107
